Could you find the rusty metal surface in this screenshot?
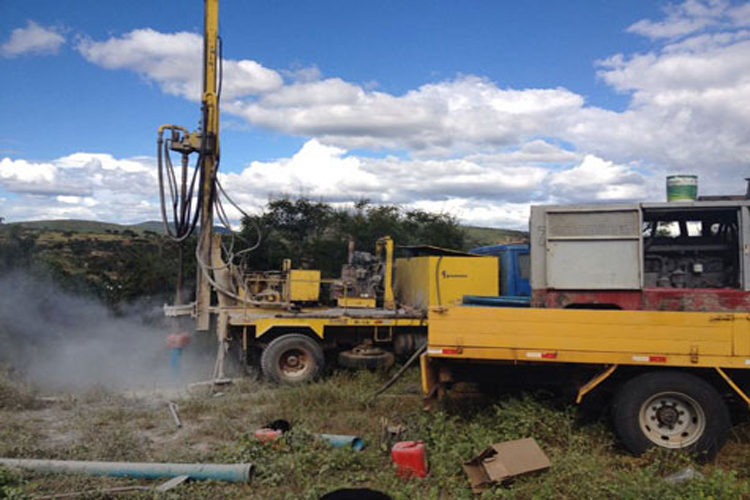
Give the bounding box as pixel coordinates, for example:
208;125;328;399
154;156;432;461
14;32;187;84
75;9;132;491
533;288;750;312
642;288;750;311
532;290;642;310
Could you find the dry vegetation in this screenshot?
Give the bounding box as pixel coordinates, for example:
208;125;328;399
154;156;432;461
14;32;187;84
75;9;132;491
1;368;748;499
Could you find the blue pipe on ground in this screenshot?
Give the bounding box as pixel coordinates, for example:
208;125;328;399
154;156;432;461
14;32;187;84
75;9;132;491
316;434;364;451
0;458;253;483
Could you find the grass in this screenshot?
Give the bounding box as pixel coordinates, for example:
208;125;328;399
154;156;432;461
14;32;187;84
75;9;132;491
0;369;38;411
0;368;748;499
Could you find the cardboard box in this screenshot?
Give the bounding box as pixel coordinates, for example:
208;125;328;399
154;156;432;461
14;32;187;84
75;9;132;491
463;438;550;493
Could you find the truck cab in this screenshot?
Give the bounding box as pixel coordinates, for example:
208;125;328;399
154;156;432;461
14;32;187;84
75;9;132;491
469;243;531;298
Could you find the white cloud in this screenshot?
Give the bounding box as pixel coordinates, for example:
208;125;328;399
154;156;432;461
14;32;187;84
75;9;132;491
57;195;98;207
280;64;322;83
74;12;748;200
217;140;642;228
408;199;532;230
1;20;65;58
598;38;750;94
3;140;641;229
74;12;749;203
550;155;647;202
77;29;282;101
730;3;750;25
8;1;749;228
626;0;739;40
0;153;159;223
580;20;750;191
226;76;583;155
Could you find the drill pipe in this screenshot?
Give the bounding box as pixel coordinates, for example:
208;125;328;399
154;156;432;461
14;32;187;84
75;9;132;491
0;458;252;483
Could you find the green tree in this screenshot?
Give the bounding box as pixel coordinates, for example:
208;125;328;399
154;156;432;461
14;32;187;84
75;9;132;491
0;226;37;272
239;197;465;277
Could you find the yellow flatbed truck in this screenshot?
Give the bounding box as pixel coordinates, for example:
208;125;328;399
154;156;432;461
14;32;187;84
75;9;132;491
421;305;750;456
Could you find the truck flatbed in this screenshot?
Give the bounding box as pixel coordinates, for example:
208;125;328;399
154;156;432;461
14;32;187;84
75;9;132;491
426;306;750;370
422;304;750;457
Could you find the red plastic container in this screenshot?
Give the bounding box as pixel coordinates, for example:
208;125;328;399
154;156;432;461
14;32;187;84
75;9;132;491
391;441;428;478
254;428;282;444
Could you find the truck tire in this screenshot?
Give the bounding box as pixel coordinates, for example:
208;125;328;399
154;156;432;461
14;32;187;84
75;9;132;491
612;371;730;459
338;347;395;370
261;334;325;384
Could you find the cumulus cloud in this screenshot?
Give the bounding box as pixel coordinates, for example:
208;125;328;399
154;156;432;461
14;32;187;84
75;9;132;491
1;20;65;58
583;8;750;192
76;29;282;100
220;139;558;207
627;0;730;39
627;0;750;40
0;153;158;223
226;76;584;155
8;0;750;228
216;139;640;228
74;3;750;201
549;155;647;202
1;140;644;229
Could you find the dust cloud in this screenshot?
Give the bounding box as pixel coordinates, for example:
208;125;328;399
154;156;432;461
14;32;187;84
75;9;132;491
0;272;214;391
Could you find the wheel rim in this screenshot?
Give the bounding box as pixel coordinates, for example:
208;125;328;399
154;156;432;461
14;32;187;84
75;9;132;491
638;391;706;449
277;347;313;380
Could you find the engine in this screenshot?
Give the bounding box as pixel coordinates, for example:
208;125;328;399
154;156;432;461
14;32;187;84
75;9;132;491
642;211;740;289
330;250;384;303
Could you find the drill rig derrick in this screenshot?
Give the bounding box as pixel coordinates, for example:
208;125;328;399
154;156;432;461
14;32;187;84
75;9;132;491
157;0;220;333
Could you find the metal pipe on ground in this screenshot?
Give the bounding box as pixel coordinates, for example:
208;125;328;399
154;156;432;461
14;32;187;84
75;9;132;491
0;458;253;483
316;434;364;450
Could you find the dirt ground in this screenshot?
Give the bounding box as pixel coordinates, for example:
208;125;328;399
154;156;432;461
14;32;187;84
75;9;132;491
1;368;749;499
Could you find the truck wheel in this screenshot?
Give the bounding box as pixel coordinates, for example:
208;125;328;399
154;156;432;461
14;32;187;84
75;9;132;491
338;346;395;370
261;334;325;384
612;371;730;458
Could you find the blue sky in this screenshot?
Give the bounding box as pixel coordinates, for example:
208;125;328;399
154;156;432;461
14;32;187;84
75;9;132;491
1;1;749;228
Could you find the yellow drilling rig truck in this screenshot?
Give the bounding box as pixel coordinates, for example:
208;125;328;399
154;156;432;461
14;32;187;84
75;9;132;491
156;0;500;385
158;0;749;457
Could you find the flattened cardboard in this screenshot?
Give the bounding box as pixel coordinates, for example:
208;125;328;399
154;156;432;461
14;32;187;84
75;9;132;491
463;438;550;493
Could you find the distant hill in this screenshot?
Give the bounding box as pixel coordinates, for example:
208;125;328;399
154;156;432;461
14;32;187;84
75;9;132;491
6;219;524;249
134;220;233;235
462;225;528;249
0;220;190;307
132;220;170;233
10;219;231;235
9;219;148;234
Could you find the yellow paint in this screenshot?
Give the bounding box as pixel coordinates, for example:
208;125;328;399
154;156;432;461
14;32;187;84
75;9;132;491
224;309;424;339
287;270;320;302
195;0;220;332
427;306;750;370
377;237;395;310
420;353;437;396
576;365;618;404
735;314;750;356
395;256;498;310
337;297;377;308
715;367;750;406
253;317;325;338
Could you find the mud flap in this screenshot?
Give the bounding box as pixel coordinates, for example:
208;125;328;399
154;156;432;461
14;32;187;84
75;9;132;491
420;353;439;407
